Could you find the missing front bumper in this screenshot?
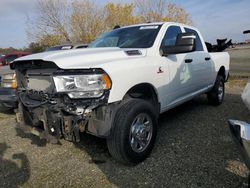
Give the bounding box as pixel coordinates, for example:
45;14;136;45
16;104;87;143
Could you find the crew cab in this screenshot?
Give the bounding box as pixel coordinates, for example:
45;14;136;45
11;22;229;164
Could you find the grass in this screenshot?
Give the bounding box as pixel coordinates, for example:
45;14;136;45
227;78;248;88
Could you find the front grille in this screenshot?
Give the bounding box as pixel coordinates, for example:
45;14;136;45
17;68;57;94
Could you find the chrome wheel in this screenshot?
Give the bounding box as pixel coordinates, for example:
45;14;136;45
129;113;153;153
218;81;224;101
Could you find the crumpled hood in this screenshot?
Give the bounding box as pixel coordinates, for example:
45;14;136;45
13;47;147;69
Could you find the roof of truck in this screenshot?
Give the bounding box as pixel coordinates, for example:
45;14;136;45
121;22;198;31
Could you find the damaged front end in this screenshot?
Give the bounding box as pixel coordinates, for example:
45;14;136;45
12;60;112;143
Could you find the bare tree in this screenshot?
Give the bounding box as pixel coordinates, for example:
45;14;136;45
27;0;193;48
27;0;72;43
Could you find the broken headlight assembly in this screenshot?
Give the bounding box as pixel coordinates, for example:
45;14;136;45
53;73;111;99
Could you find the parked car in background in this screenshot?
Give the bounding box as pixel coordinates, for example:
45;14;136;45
0;44;88;110
0;66;17;110
228;80;250;183
0;52;30;110
45;44;88;51
0;52;30;66
11;22;230;164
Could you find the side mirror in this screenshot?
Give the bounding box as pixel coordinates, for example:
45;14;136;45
161;33;196;56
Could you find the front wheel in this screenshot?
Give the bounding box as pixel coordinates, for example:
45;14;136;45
107;99;158;165
207;75;225;106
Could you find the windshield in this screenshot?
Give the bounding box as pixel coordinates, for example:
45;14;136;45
89;25;162;48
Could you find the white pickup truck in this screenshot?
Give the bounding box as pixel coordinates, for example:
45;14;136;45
11;22;229;164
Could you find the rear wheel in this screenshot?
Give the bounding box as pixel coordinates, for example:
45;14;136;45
107;99;158;165
207;75;225;105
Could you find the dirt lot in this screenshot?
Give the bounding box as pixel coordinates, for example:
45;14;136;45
0;78;250;188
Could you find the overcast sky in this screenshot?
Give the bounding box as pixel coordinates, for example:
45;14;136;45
0;0;249;48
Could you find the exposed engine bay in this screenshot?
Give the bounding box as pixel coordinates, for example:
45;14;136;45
12;60;114;143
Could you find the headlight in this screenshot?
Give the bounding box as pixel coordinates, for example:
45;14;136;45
53;74;111;98
1;73;17;89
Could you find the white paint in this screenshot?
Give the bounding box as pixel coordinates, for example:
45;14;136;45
14;22;230;114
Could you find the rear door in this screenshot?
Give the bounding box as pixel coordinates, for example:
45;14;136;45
184;27;213;90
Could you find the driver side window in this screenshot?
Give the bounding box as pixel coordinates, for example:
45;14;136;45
161;26;182;47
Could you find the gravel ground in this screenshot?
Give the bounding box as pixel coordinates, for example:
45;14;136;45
0;79;250;188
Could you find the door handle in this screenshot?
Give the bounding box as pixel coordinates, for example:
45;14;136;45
185;59;193;63
205;57;211;61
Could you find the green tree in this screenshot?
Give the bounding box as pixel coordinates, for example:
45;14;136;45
104;3;139;28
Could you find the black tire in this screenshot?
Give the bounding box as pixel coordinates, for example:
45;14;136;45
207;75;225;106
107;99;158;165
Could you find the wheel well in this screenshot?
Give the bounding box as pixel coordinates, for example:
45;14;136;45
123;83;159;112
218;66;226;80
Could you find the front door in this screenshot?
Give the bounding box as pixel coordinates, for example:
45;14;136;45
159;25;195;108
